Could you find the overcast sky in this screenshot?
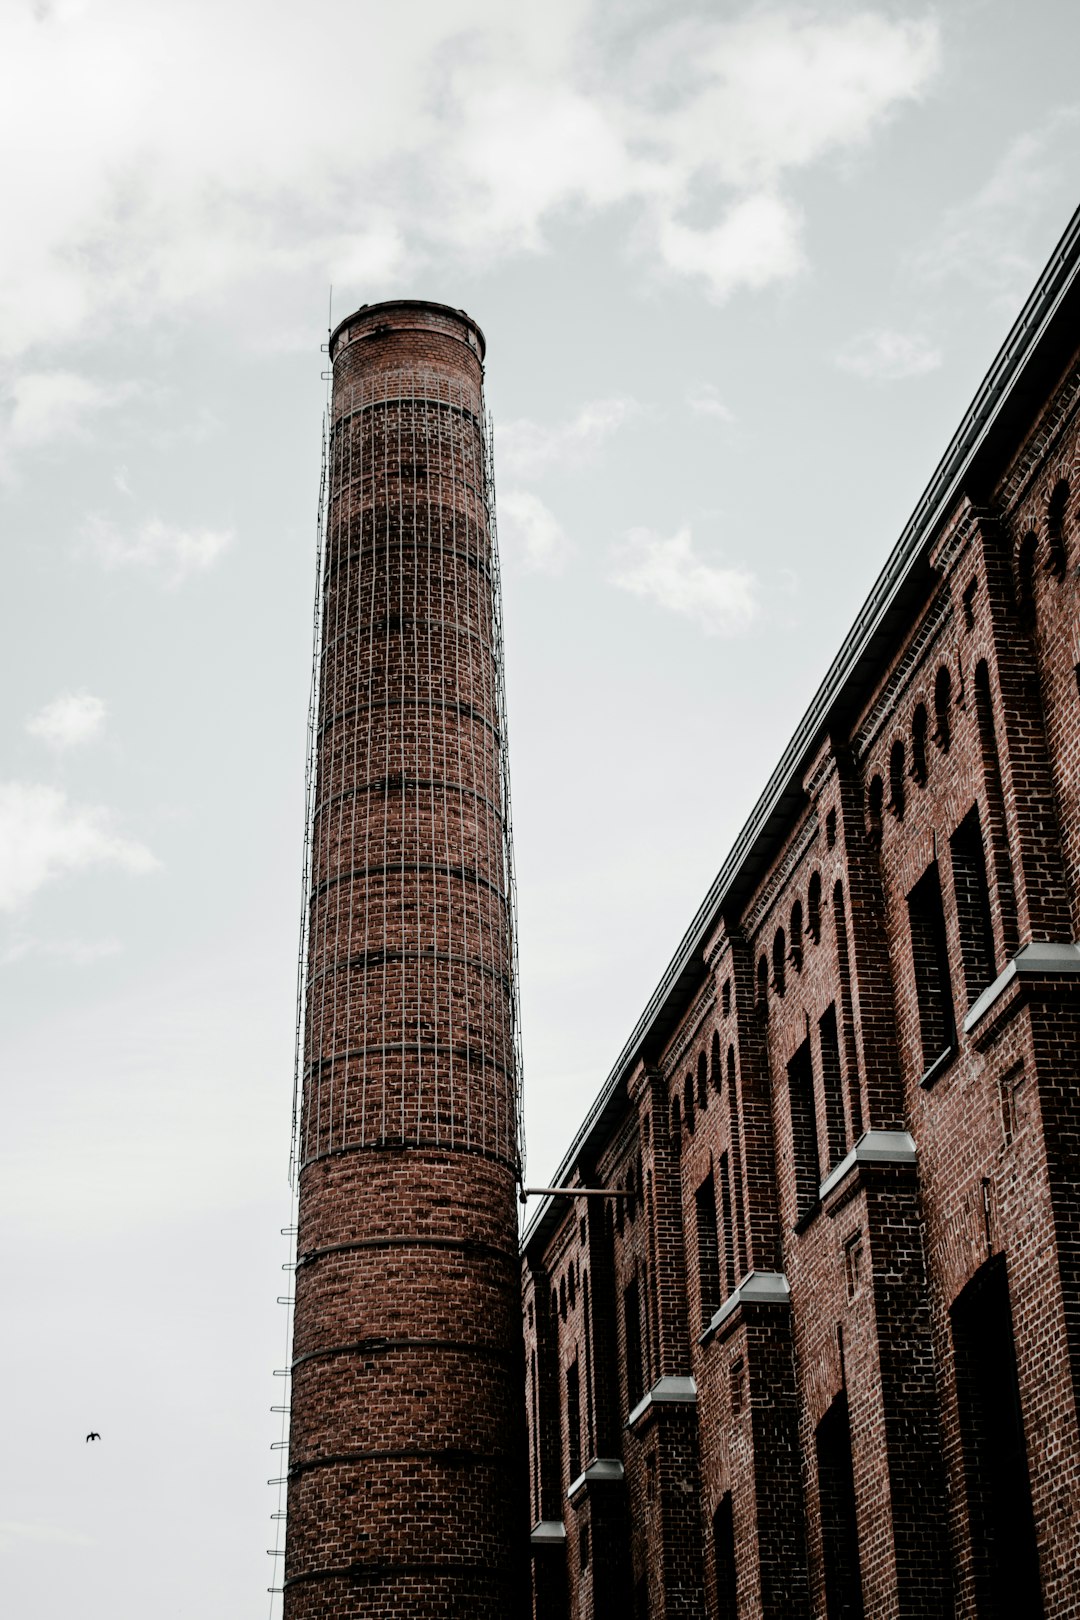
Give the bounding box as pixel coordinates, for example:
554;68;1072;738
3;1;1080;1613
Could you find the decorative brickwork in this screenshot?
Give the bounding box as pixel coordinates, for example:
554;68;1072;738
286;301;527;1617
523;213;1080;1617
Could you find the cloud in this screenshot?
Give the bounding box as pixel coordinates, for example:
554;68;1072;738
26;691;108;749
0;782;158;911
687;384;734;422
82;515;234;584
498;397;636;479
834;329;942;380
656;192;804;301
0;1521;94;1550
0;4;941;357
4;370;134;447
0;933;123;968
610;525;757;635
912;108;1080;301
498;490;572;575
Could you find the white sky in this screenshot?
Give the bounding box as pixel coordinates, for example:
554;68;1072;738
3;1;1079;1613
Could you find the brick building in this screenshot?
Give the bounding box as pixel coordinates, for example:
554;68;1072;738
521;213;1080;1617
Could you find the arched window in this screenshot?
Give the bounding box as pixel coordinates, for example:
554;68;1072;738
866;774;884;843
807;870;822;942
772;928;786;997
1016;533;1037;626
711;1031;723;1092
911;703;928;786
756;954;769;1011
888;739;906;819
789;900;804;972
697;1051;708;1109
684;1071;696;1135
933;666;952;751
1047;480;1069;576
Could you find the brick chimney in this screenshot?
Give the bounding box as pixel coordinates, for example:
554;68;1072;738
285;301;527;1618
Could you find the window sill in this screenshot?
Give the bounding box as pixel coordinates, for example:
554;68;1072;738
919;1044;955;1090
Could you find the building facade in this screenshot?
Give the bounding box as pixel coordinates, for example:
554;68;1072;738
286;302;527;1618
522;216;1080;1617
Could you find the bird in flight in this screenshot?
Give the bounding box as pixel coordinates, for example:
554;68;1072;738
86;1432;101;1443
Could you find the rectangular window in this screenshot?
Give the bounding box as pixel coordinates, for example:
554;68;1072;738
695;1171;722;1327
566;1358;581;1482
713;1493;738;1620
719;1153;736;1297
951;1257;1043;1617
623;1280;644;1410
788;1038;821;1219
818;1004;847;1170
907;862;955;1075
816;1393;864;1620
950;804;996;1005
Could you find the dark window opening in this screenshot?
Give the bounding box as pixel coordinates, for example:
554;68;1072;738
911;702;929;785
974;661;1018;956
623;1281;644;1411
866;774;884;843
683;1072;695;1136
950;803;996;1005
721;978;732;1018
788;1038;820;1220
962;575;979;630
697;1050;708;1109
817;1393;864;1620
888;739;906;819
1016;532;1037;626
907;863;955;1074
726;1045;748;1280
951;1257;1043;1619
832;881;863;1139
530;1349;540;1522
1047;478;1068;576
695;1171;722;1327
566;1359;581;1482
711;1030;723;1092
825;807;837;848
807;870;822;941
790;900;804;971
818;1004;847;1170
772;928;787;996
718;1153;736;1298
713;1494;738;1620
933;665;952;750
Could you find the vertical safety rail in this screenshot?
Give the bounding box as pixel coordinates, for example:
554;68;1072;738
484;408;526;1183
267;396;331;1615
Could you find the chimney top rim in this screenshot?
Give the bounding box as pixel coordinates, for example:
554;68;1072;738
329;300;486;362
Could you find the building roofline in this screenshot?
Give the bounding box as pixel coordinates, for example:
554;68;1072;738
522;202;1080;1256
